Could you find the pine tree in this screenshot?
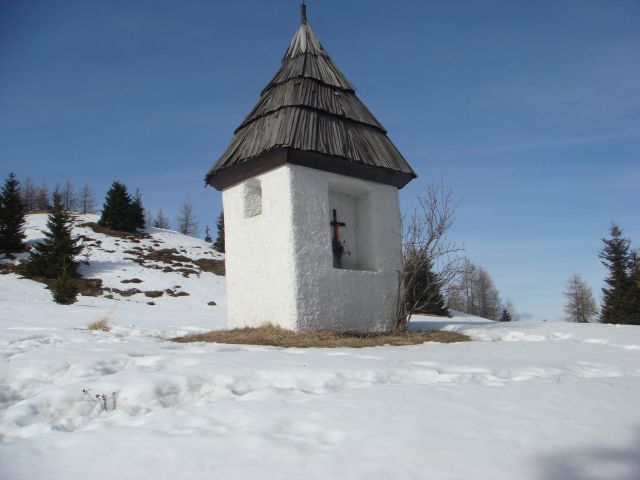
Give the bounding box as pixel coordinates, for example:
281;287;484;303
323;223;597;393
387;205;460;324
405;250;449;316
0;172;27;253
499;308;511;322
599;224;632;324
99;181;134;232
130;189;146;231
214;211;225;252
204;225;212;243
26;193;83;278
623;249;640;325
49;261;79;304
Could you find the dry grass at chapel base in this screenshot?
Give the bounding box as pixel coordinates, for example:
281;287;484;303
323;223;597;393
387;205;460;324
172;324;470;348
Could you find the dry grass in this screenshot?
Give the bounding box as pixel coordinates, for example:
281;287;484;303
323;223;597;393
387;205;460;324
172;324;470;348
87;317;111;332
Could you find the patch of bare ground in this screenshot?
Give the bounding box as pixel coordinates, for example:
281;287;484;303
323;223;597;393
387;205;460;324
143;248;192;264
165;288;189;297
195;258;225;275
79;222;151;240
0;263;18;274
77;278;104;296
144;290;164;298
172;324;470;348
104;287;141;297
4;263;104;296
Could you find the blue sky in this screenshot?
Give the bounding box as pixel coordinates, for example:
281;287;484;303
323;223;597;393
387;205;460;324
1;0;638;321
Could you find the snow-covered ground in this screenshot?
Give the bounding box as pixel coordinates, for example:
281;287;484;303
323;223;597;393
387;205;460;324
1;215;639;480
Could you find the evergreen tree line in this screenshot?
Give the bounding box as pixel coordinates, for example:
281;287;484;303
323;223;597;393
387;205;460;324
562;224;639;324
4;173;226;252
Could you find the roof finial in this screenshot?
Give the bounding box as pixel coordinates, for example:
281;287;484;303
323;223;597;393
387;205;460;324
301;2;307;25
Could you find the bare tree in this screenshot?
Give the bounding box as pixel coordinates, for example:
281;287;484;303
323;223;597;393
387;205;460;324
20;178;36;212
153;209;170;229
177;202;199;236
475;266;501;320
395;181;463;330
144;208;153;229
62;180;75;211
564;273;598;323
77;184;96;214
35;183;50;211
447;257;503;320
448;257;477;314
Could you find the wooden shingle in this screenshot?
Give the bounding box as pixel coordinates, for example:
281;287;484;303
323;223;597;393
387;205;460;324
206;6;416;191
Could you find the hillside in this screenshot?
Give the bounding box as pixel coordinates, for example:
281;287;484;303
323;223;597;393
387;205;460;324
1;215;639;480
1;213;227;337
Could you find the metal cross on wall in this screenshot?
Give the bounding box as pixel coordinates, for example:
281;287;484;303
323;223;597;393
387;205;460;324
330;209;346;268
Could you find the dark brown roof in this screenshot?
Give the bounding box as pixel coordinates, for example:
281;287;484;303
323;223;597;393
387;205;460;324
205;6;416;191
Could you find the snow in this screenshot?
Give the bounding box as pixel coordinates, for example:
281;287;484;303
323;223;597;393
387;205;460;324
1;215;639;480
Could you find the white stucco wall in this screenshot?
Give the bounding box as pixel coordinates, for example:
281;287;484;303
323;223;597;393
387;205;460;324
222;163;403;332
289;165;402;331
222;165;298;330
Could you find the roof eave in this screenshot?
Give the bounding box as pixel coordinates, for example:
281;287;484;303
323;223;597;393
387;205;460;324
205;148;417;191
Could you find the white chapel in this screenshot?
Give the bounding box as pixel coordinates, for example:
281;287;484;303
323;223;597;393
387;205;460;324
205;4;416;331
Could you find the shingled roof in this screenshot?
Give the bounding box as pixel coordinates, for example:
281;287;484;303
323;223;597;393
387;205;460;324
205;4;416;191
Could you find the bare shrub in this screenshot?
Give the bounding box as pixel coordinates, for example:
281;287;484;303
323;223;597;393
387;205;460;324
395;181;464;331
82;389;118;411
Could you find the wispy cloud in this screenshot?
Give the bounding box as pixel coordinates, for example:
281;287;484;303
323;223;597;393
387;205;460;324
460;125;640;156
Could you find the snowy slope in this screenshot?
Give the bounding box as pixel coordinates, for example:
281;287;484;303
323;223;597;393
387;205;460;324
1;215;639;480
3;213;227;336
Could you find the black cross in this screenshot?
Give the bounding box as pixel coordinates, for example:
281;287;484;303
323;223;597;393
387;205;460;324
330;209;346;268
330;209;346;243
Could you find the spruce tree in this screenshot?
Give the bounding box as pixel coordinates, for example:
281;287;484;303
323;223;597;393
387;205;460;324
499;308;511;322
204;225;212;243
214;211;225;252
624;249;640;325
599;224;632;324
99;181;134;232
405;251;449;316
0;172;26;253
49;261;79;304
130;189;146;231
26;193;83;278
